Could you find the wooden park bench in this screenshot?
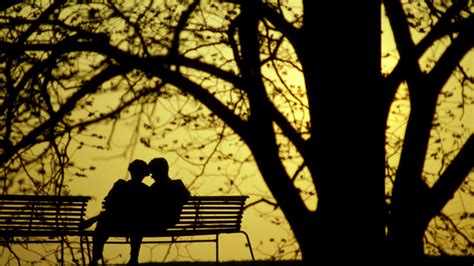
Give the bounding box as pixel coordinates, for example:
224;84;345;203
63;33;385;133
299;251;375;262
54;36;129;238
85;195;255;263
0;194;91;265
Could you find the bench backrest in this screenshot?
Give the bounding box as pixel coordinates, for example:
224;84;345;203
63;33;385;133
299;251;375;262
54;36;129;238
0;194;90;237
165;196;248;235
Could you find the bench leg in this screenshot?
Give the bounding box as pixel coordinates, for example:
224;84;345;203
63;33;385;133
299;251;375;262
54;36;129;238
60;236;65;266
240;231;255;261
84;235;92;264
215;234;220;264
80;235;87;265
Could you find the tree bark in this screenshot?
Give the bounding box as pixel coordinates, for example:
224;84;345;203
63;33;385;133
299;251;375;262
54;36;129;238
298;1;385;264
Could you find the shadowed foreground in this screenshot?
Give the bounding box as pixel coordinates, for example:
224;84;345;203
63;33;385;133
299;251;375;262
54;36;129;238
138;256;474;266
141;261;302;266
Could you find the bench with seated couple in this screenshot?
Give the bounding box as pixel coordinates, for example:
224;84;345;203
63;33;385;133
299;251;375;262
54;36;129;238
85;195;255;263
0;194;254;265
1;158;254;264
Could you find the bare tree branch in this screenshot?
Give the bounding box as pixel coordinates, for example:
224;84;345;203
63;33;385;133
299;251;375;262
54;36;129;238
429;135;474;216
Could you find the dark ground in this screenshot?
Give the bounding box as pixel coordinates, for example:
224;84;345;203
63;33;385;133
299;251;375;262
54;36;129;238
135;256;474;266
422;256;474;266
141;262;301;266
142;260;302;266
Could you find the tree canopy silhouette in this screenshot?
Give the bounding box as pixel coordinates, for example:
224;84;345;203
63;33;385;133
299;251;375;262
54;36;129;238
1;0;473;264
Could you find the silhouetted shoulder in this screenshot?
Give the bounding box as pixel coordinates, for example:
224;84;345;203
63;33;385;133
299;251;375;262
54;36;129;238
112;179;128;188
172;179;190;196
172;179;185;187
104;179;128;204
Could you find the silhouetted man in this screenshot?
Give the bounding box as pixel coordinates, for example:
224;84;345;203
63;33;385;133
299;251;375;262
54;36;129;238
130;157;191;262
147;157;190;228
89;159;149;266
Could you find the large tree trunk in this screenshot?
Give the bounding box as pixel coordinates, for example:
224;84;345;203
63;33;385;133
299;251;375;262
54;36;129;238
297;1;385;264
243;1;385;264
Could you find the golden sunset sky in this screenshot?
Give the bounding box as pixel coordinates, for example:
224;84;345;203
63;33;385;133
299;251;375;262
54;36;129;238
1;1;473;264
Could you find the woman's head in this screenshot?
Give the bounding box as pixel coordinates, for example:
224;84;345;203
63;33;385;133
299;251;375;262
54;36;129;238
128;159;149;181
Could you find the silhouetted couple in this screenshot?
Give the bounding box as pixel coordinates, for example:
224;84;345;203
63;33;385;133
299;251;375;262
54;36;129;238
86;158;190;266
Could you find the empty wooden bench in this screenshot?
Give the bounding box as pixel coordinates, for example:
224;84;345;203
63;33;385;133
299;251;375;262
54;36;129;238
0;194;91;265
89;195;255;263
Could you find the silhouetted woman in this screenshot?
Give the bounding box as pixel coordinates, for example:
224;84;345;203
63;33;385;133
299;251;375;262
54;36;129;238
89;159;149;266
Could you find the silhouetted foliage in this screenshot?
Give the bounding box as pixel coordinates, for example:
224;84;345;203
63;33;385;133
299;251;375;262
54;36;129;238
0;0;473;265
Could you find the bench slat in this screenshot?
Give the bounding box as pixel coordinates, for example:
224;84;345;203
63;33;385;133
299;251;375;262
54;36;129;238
0;203;88;207
0;212;82;218
0;230;83;237
178;215;241;220
0;209;86;215
0;218;82;223
184;201;243;208
0;214;83;219
145;228;241;237
182;207;243;211
0;195;90;200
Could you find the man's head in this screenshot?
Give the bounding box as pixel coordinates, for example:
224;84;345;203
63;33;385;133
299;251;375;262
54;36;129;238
128;159;149;182
148;157;169;181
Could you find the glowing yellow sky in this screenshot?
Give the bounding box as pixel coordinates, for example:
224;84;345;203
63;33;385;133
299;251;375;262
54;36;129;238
2;2;473;264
